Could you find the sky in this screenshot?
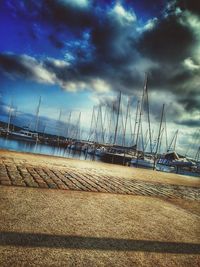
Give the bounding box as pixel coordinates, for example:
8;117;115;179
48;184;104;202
0;0;199;156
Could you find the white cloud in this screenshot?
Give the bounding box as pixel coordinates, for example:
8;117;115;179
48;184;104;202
90;78;111;93
144;18;158;31
111;2;136;25
61;81;87;92
180;11;200;36
0;53;113;94
32;65;56;84
137;18;158;33
3;54;58;85
60;78;111;93
59;0;89;8
48;58;70;68
184;58;200;70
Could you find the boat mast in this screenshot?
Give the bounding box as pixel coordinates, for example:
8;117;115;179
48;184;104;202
173;129;178;151
140;121;145;153
168;129;179;152
135;77;146;155
95;105;101;143
66;111;72;139
102;105;108;142
122;97;130;164
143;129;149;151
99;105;104;144
7;101;13;133
153;104;165;169
94;106;99;143
57;109;62;145
113;91;121;145
122;97;130;147
158;127;164;154
132;100;140;146
195;146;200;162
77;112;81;140
128;100;133;146
34;96;41;132
185;129;200;157
88;106;95;141
42;123;46;135
163;108;168;152
144;73;153;154
108;103;114;144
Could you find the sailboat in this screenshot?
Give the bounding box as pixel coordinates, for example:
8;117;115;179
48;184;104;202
130;155;154;168
6;97;41;143
8;129;39;142
98;92;137;164
129;73;155;169
156;130;195;174
156;150;194;173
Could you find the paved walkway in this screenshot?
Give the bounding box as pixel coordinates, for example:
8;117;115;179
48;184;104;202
1;186;200;267
0;151;199;201
0;150;200;266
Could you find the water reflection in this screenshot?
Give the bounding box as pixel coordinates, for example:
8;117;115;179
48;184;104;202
0;137;99;162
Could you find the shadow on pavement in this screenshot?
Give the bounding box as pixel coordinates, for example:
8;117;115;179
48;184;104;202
0;231;199;254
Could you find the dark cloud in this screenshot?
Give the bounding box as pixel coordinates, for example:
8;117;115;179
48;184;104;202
43;0;96;30
176;0;200;16
147;63;199;92
178;91;200;111
0;53;35;78
137;16;194;64
175;118;200;128
0;53;80;87
1;0;200;117
135;2;200;115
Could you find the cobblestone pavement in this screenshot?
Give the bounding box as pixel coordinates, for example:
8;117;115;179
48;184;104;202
0;156;199;201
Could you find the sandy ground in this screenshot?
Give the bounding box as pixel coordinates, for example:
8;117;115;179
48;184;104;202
0;186;200;267
0;150;200;266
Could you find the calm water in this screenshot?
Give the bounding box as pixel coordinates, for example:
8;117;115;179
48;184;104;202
0;137;99;162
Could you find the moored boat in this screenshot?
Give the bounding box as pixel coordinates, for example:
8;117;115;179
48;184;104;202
7;129;39;142
156;151;195;174
130;156;154;168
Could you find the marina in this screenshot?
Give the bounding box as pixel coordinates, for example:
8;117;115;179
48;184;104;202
0;133;199;177
0;73;199;177
0;1;200;266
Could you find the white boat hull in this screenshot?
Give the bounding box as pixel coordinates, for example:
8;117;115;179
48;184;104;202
130;158;154;168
